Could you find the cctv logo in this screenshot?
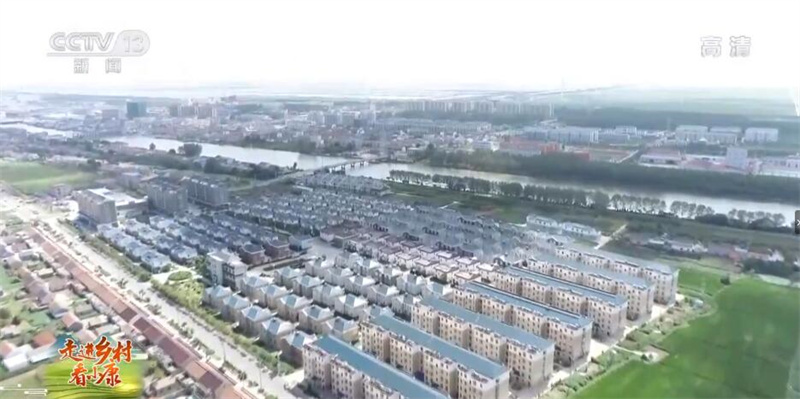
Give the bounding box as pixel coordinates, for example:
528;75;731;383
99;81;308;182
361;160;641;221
48;30;150;57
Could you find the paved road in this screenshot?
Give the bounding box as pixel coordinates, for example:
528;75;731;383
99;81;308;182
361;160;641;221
0;191;299;399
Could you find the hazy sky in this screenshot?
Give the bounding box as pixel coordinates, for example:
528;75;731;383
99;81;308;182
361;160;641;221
1;0;799;95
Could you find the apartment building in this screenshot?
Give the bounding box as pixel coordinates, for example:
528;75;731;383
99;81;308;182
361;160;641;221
458;283;592;366
527;252;654;319
370;315;510;399
208;250;247;291
75;188;146;224
554;245;677;305
146;181;188;215
488;266;627;338
305;336;447;399
184;177;230;208
414;297;556;389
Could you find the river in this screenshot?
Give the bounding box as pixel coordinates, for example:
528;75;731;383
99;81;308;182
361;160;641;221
112;135;798;222
108;136;351;170
0;122;77;137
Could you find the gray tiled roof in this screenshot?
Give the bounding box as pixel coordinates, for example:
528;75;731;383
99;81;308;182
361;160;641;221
421;297;554;352
315;335;448;399
465;282;592;329
372;315;507;379
505;266;628;306
567;244;676;275
532;252;652;288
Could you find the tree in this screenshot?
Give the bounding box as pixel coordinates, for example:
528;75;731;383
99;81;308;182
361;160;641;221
180;143;203;157
168;149;177;155
149;142;156;151
0;308;10;319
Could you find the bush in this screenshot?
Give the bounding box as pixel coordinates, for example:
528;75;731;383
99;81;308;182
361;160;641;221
168;270;192;282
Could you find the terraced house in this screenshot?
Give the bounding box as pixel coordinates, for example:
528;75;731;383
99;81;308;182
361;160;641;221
365;315;510;399
412;297;556;389
553;245;677;305
454;283;592;366
527;252;654;320
303;335;448;399
487;266;627;338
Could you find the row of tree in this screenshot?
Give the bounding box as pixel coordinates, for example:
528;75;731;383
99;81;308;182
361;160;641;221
387;170;714;217
427;150;799;203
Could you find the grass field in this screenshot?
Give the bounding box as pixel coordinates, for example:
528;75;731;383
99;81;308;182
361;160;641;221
574;278;800;399
389;182;626;234
0;161;96;194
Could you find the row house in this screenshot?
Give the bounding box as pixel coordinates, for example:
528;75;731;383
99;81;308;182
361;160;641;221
304;335;447;399
456;283;593;367
413;297;556;389
529;252;654;319
368;315;510;399
488;266;627;338
555;246;677;305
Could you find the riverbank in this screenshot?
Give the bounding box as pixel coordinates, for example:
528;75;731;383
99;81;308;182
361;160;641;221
387;182;799;258
426;150;800;204
109;135;796;221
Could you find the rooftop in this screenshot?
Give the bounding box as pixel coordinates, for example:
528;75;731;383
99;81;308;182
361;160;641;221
421;297;554;352
533;251;651;287
464;282;592;329
314;335;448;399
505;266;627;306
567;245;676;275
371;315;507;379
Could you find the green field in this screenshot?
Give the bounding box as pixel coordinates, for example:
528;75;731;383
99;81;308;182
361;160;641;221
0;161;96;194
574;279;800;399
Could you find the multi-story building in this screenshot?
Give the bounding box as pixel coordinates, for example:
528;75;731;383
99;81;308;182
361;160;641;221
369;315;509;399
360;321;422;376
676;125;739;144
487;266;627;338
126;101;147;119
413;297;555;389
527;251;654;320
554;245;677;305
457;283;592;366
184;177;230;208
304;335;447;399
146;181;189;215
75;188;146;225
208;250;247;290
743;127;779;143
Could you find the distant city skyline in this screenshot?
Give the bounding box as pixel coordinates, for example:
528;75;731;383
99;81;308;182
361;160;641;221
1;0;799;95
